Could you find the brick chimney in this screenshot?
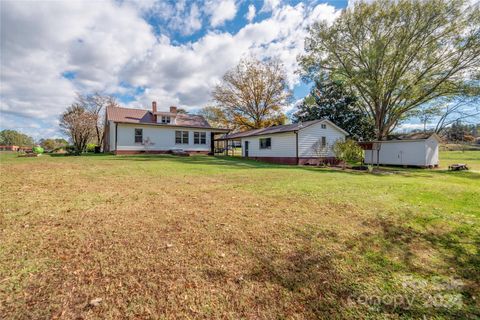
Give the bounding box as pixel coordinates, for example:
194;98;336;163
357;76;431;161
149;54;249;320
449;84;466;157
170;106;177;113
152;101;157;122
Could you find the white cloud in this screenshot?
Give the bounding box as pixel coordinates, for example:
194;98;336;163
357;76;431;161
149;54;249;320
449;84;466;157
184;3;203;34
261;0;281;12
246;4;256;22
0;0;341;139
205;0;238;27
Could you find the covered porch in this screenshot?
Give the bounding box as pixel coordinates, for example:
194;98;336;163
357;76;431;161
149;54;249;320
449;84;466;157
212;134;242;156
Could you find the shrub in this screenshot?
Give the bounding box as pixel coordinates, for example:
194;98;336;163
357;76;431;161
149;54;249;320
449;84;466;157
66;145;78;155
332;139;363;169
86;143;97;153
32;146;44;154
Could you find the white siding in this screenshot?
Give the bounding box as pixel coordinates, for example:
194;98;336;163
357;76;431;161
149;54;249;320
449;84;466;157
364;140;437;166
425;136;439;166
108;121;116;151
241;132;296;157
298;121;345;157
116;123;212;152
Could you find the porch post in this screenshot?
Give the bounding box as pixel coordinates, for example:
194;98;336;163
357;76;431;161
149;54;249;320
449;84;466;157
210;132;215;155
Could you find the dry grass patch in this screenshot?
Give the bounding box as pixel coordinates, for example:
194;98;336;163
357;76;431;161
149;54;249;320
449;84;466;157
1;153;479;319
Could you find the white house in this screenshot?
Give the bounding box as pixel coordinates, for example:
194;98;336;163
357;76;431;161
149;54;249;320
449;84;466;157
223;119;348;165
103;102;229;154
361;133;441;167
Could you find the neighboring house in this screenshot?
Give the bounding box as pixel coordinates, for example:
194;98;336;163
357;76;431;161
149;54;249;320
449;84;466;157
0;145;20;151
0;145;31;152
360;133;441;168
103;102;229;154
223;119;348;165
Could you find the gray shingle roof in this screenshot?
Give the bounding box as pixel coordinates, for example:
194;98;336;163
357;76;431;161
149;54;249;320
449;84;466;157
224;120;325;139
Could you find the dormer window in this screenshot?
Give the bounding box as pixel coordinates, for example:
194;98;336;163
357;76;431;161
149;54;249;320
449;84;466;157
161;116;171;124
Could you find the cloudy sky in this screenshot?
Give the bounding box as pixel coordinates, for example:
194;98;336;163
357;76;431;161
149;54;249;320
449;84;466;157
0;0;354;139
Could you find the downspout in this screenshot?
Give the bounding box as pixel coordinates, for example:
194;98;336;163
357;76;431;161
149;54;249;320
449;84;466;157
295;130;299;165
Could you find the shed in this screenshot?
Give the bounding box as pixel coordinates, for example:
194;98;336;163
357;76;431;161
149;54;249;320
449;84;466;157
360;133;441;168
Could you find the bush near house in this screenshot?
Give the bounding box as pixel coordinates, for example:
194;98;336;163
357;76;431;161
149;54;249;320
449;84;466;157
86;143;97;153
332;139;363;168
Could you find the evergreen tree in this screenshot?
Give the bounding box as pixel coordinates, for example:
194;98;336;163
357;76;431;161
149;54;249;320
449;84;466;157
294;76;375;140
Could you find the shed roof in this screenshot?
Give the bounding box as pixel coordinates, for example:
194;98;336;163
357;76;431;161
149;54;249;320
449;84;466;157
360;133;442;144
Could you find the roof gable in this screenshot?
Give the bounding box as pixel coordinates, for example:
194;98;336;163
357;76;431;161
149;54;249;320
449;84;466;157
224;119;348;139
312;119;349;135
106;106;154;124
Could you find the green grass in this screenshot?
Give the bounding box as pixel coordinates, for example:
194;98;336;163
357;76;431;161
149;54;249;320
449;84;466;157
440;150;480;171
0;150;479;319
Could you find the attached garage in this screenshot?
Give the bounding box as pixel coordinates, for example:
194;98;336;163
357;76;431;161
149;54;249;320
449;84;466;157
361;133;441;168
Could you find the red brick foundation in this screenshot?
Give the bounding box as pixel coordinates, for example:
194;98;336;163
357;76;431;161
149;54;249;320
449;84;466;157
247;157;298;165
246;156;341;166
115;150;210;155
298;157;341;166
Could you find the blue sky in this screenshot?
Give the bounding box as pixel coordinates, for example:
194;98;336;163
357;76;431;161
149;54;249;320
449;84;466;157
4;0;474;140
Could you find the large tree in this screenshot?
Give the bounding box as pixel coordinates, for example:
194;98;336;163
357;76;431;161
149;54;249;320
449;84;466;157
59;104;96;154
300;0;480;140
0;130;34;146
212;57;291;130
294;75;375;140
197;106;233;129
76;93;118;147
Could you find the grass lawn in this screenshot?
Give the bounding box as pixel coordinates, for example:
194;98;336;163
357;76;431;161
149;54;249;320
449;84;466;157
1;151;479;319
440;150;480;171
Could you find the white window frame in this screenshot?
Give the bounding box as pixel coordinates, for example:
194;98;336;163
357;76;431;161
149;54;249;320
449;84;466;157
194;132;207;144
161;116;171;124
321;136;327;147
259;138;271;149
175;131;189;144
134;128;143;143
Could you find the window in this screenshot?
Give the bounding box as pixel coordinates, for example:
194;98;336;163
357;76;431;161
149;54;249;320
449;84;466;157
134;128;143;143
321;124;327;129
161;116;171;124
259;138;271;149
321;136;327;147
194;132;207;144
175;131;189;144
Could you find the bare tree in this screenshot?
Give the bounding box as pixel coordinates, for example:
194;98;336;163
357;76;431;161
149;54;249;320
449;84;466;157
142;137;155;152
212;57;291;130
434;96;480;134
76;93;119;147
311;138;329;166
59;104;96;154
